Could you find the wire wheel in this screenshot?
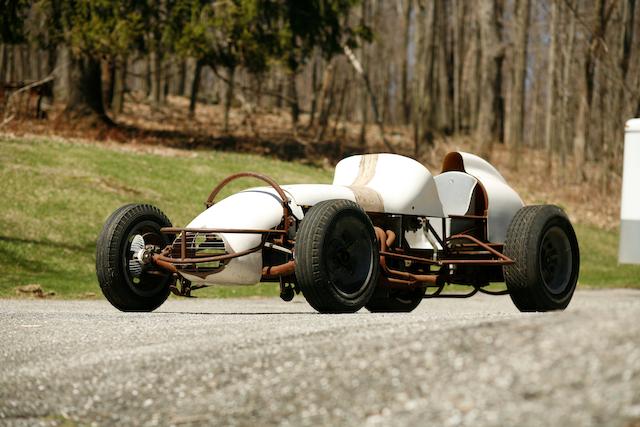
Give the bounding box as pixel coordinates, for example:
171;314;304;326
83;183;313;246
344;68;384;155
121;223;170;298
96;204;173;312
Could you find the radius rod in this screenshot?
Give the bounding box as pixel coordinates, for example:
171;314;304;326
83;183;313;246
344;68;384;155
374;227;443;287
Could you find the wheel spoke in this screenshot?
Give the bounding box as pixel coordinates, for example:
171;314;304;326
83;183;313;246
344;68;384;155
128;234;145;277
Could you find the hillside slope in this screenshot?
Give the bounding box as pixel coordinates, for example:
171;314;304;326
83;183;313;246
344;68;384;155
0;134;332;298
1;134;638;298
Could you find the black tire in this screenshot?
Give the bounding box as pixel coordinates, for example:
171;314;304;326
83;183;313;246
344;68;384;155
96;204;173;312
365;286;426;313
295;199;379;313
503;205;580;312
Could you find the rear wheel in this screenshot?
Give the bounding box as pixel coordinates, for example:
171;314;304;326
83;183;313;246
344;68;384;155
96;204;173;312
295;200;379;313
503;205;580;312
365;286;426;313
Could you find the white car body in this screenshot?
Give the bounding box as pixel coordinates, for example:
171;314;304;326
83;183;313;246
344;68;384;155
181;152;524;286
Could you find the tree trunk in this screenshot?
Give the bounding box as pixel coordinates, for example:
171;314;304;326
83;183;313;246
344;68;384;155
47;44;57;75
20;44;29;81
343;44;394;153
287;69;300;130
401;0;413;124
616;0;639;172
30;44;41;80
509;0;530;169
275;75;284;109
112;57;127;117
358;65;368;147
0;44;6;83
476;0;504;160
332;76;350;137
559;0;576;175
307;56;319;129
177;59;187;96
315;60;336;142
543;0;557;172
188;59;203;117
103;60;115;110
53;45;69;103
150;50;163;106
145;54;152;98
452;0;467;133
13;45;21;81
573;0;607;174
62;54;111;125
223;65;235;133
412;0;430;157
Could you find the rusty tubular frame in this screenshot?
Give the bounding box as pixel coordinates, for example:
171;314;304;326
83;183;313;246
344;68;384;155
374;223;514;289
378;233;514;267
380;249;512;266
446;233;512;264
152;256;178;274
154;243;264;266
476;287;510;296
204;171;291;235
262;260;296;278
150;171;293;272
374;227;443;287
161;227;287;235
431;288;479;298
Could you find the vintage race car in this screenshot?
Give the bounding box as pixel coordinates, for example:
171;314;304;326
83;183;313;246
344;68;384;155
96;152;580;313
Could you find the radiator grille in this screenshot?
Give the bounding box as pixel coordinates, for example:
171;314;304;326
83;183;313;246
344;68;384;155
171;232;227;273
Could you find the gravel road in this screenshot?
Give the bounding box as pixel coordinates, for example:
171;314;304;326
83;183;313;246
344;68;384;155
1;290;639;427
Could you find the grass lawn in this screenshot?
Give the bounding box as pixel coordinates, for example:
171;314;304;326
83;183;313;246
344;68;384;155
1;134;638;299
0;134;331;298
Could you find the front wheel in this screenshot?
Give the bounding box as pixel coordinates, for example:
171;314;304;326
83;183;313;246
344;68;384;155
96;204;173;312
503;205;580;312
295;200;379;313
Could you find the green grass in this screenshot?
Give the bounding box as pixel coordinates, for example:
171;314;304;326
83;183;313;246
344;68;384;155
0;134;331;298
0;134;638;299
574;223;640;288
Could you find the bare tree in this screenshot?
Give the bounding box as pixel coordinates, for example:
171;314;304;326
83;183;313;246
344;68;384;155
543;0;557;172
508;0;531;169
476;0;505;159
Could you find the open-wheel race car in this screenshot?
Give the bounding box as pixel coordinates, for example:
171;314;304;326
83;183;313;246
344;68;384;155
96;152;580;313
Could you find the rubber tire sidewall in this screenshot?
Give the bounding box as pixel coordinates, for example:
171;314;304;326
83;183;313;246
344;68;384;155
96;204;172;312
503;205;580;312
295;199;379;313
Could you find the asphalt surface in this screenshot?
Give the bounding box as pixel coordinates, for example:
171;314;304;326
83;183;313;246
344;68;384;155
1;290;639;427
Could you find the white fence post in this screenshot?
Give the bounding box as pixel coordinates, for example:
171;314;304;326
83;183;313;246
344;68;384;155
619;118;640;264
